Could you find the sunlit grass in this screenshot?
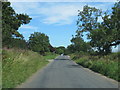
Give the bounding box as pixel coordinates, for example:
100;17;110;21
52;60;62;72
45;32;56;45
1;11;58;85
2;49;49;88
72;52;120;81
44;52;58;60
0;49;2;89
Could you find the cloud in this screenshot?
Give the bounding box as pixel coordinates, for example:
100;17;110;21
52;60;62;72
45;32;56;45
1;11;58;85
11;2;84;25
8;0;118;2
11;2;40;15
20;25;38;30
40;4;83;25
11;2;116;25
19;25;39;38
43;17;73;25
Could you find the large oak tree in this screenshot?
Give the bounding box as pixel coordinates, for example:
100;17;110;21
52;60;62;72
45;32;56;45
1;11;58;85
76;2;120;54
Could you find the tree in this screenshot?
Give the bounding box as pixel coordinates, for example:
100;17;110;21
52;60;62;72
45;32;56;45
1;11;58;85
77;5;102;34
28;32;50;54
77;2;120;54
55;46;65;54
104;1;120;46
70;35;91;53
65;35;91;54
66;44;75;54
49;44;56;52
2;2;32;47
9;38;28;49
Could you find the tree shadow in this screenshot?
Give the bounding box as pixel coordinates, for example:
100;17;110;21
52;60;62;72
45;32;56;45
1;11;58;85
54;59;70;60
66;64;83;68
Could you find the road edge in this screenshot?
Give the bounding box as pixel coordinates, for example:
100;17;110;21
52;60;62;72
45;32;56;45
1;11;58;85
16;59;54;88
71;59;119;85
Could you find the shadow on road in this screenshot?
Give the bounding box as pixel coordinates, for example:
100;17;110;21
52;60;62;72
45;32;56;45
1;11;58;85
54;59;70;60
66;64;83;68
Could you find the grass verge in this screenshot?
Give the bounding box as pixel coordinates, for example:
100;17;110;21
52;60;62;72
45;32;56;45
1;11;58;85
0;52;2;89
71;52;120;81
2;49;49;88
44;52;58;60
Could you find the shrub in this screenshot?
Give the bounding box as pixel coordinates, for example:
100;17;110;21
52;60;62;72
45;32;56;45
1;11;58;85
73;52;120;81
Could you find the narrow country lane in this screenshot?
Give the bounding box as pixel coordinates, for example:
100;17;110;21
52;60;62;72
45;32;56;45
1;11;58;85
17;56;118;88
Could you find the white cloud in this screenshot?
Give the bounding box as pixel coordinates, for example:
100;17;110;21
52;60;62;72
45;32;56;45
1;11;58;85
20;25;38;30
40;4;83;25
11;2;40;15
19;25;40;37
11;2;84;25
8;0;118;2
11;2;116;25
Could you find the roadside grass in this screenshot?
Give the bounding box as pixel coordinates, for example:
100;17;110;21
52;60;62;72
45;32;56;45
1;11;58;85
44;52;58;60
0;55;1;89
2;49;49;88
71;52;120;81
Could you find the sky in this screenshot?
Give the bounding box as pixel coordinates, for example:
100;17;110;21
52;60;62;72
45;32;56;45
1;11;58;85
9;0;119;52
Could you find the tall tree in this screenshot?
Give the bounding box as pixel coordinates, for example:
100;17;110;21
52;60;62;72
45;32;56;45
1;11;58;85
104;1;120;46
28;32;50;54
55;46;65;54
77;5;102;34
66;44;75;54
2;2;32;47
10;38;28;49
71;35;91;53
77;2;120;54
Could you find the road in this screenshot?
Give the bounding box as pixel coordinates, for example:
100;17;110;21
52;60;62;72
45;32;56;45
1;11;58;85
17;56;118;88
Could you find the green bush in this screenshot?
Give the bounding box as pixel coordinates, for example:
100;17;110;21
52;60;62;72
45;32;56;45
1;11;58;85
84;60;93;68
73;52;120;81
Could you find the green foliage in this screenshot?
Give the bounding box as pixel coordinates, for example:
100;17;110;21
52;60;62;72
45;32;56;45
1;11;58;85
76;2;120;55
72;52;120;81
44;52;58;60
2;2;32;47
28;32;50;54
7;38;28;49
72;36;91;52
0;51;1;89
66;44;75;54
55;46;65;54
77;5;102;33
2;49;48;88
66;36;91;54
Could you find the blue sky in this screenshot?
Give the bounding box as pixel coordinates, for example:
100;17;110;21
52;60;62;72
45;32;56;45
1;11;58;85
9;1;119;52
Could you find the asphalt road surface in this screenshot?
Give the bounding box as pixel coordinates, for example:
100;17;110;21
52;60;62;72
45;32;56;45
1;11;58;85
17;56;118;88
